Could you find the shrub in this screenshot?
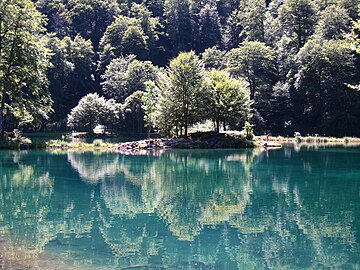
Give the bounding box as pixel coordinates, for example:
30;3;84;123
93;139;103;147
67;93;122;133
243;121;254;140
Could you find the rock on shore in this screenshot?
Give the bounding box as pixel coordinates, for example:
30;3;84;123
111;132;255;152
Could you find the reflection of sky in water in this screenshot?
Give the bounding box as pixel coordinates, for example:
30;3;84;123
0;147;359;269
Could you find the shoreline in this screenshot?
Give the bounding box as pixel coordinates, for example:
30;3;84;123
2;133;360;152
37;134;360;151
257;135;360;144
46;132;256;152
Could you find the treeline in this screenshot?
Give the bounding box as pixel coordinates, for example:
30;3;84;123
0;0;360;136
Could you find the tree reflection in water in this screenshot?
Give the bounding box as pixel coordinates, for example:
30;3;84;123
0;151;55;262
0;147;359;269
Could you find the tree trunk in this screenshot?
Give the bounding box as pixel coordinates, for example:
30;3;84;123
0;88;7;138
249;80;255;100
0;113;3;138
215;119;220;133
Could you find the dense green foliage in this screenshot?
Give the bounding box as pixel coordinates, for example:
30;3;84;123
206;70;251;132
67;93;121;133
0;0;52;134
1;0;360;136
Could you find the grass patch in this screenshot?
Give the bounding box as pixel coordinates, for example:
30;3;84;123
256;135;360;146
46;139;112;151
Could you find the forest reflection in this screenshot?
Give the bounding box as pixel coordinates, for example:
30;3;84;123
0;148;359;269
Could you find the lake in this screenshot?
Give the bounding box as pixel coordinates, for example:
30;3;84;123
0;146;359;269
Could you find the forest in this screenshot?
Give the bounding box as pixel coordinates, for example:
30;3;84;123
0;0;359;137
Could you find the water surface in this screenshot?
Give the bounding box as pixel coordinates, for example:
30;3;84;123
0;146;359;269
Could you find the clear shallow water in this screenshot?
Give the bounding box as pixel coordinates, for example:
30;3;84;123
0;147;359;269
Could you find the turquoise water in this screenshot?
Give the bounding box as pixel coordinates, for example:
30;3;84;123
0;147;359;269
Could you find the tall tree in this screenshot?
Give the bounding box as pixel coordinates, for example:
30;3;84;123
47;35;96;121
142;81;158;138
267;82;294;135
130;3;159;55
202;47;227;70
314;5;351;40
294;38;360;135
144;0;165;17
238;0;266;42
0;0;52;134
121;25;149;59
164;0;193;55
224;10;242;49
37;0;70;38
157;51;206;137
227;41;277;131
121;91;146;134
99;15;151;71
216;0;240;21
101;55;157;103
227;41;276;100
198;4;222;52
278;0;317;50
205;70;250;132
67;0;120;49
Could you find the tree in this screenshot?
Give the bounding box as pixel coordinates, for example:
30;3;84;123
349;18;360;54
227;41;276;100
99;15;138;70
154;52;206;137
223;10;242;49
205;70;251;132
264;2;283;47
37;0;70;38
67;0;120;48
122;26;149;59
99;15;151;71
314;5;351;40
144;0;165;17
67;93;120;133
101;98;123;133
198;4;222;52
293;38;360;135
346;17;360;92
227;41;277;132
142;81;158;138
278;0;317;50
121;91;146;134
216;0;240;22
164;0;193;54
267;82;294;135
148;71;174;136
130;3;159;57
47;35;96;121
101;55;157;103
238;0;266;42
0;0;53;135
202;47;227;70
338;0;359;19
